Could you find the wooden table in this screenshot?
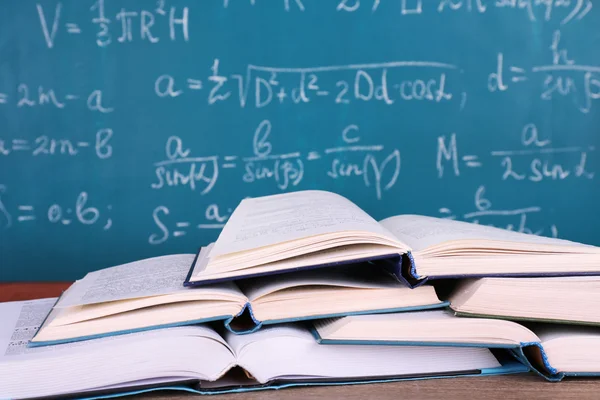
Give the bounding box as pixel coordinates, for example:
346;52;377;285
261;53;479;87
2;283;600;399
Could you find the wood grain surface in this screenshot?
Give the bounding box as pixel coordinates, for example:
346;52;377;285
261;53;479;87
0;282;70;301
123;375;600;400
2;283;599;399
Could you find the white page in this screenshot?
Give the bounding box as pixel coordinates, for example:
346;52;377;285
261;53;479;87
331;309;455;324
225;324;313;356
226;325;501;384
239;268;402;301
0;299;229;361
380;215;592;253
190;243;213;276
210;191;395;257
0;298;114;360
0;299;235;399
315;310;539;346
531;325;600;373
1;299;57;358
533;325;600;344
56;254;197;308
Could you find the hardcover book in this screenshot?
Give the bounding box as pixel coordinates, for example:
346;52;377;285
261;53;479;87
448;277;600;326
313;310;600;381
1;299;524;400
31;252;445;346
184;190;600;287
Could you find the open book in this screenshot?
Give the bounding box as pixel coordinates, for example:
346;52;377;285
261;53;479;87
0;299;523;400
184;190;600;286
448;277;600;325
313;310;600;381
31;252;445;346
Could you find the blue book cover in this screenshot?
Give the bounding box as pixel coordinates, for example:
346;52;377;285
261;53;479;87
78;359;528;400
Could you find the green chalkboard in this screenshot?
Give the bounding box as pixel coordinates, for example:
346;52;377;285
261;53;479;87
1;0;599;281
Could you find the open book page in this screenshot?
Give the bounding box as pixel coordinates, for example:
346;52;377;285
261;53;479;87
225;324;313;358
37;249;245;333
1;299;230;364
56;254;199;308
532;325;600;344
446;279;483;310
380;215;595;253
0;298;133;360
314;310;539;345
238;267;403;302
191;243;401;281
226;324;502;385
37;297;246;343
0;299;235;399
1;299;229;360
1;299;58;359
530;324;600;373
449;277;600;320
210;191;400;258
190;244;213;278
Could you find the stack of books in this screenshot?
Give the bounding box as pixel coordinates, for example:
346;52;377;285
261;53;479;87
2;190;600;399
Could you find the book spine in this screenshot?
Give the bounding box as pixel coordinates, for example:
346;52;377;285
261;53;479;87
182;248;203;287
378;253;427;289
224;302;263;334
514;342;563;382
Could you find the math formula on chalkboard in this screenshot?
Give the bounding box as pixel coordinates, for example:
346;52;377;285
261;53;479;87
0;0;598;280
